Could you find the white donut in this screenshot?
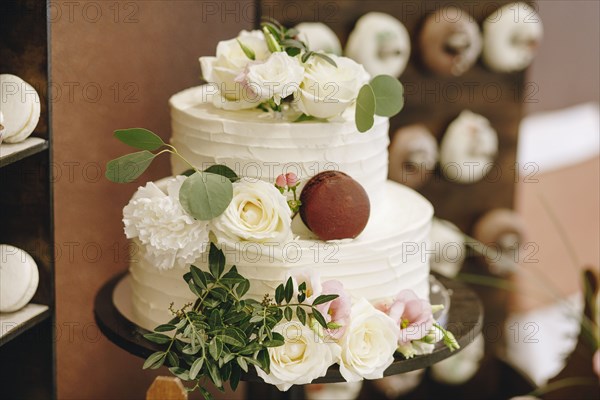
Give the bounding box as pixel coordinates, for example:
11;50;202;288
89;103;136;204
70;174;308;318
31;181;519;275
294;22;342;55
482;2;543;73
0;244;39;312
0;74;41;144
345;12;411;77
429;219;466;278
440;110;498;184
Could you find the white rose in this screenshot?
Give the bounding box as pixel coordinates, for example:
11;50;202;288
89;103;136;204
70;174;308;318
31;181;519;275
255;320;340;391
211;178;292;245
245;52;304;104
123;176;209;270
295;55;370;119
200;30;270;108
339;298;400;382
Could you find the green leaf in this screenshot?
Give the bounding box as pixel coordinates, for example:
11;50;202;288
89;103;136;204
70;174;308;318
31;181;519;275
313;52;337;67
235;280;250;297
179;172;233;221
207;360;223;388
293;113;317;123
284;306;292;321
257;349;270;373
355;84;376;133
114;128;165;150
209;337;223;360
181;168;195;177
312;294;339;306
301;51;313;63
296;306;307;325
209;243;226;278
230;364;241;391
199;386;214;400
188;280;202;297
154;324;176;332
263;26;282;52
274;285;284;304
105;150;155;183
311;308;328;329
168;367;191;381
189;357;204;380
204;164;239;182
236;356;248;372
284;277;293;303
166;351;179;367
209;309;223;328
190;265;207;289
143;332;171;344
370;75;404;117
182;344;201;355
142;351;166;370
263;338;285;347
222;327;246;348
237;39;256;60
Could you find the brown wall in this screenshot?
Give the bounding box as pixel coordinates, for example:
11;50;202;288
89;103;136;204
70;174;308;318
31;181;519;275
51;1;252;398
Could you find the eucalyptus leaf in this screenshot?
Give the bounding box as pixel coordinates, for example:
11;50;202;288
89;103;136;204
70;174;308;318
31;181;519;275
370;75;404;117
355;84;376;133
179;172;233;221
114;128;165;150
105;150;155;183
284;306;292;321
275;285;284;304
204;164;239;182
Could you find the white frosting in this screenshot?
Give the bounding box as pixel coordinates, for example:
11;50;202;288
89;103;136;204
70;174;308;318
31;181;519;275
129;180;433;330
169;85;390;208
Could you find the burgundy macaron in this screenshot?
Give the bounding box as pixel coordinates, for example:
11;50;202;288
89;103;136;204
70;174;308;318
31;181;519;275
299;171;370;241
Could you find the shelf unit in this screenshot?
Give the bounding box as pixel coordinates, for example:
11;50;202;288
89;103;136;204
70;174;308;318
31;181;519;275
0;1;55;399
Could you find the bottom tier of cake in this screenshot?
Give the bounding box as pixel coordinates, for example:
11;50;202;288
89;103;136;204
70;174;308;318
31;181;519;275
129;180;433;330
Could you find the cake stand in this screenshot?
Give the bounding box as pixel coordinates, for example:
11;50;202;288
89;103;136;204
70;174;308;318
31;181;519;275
94;273;482;399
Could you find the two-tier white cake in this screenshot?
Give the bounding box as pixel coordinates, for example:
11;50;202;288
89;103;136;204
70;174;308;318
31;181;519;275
129;85;433;330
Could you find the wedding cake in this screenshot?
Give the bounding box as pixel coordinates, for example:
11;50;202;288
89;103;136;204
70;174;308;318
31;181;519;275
108;23;456;393
129;84;433;328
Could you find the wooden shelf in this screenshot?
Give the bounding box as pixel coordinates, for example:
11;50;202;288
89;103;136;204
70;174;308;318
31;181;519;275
0;304;51;347
0;137;48;168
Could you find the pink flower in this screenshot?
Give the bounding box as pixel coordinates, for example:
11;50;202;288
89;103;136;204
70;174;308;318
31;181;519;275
285;172;298;187
593;349;600;380
377;289;434;344
315;280;352;340
275;174;287;188
275;173;299;189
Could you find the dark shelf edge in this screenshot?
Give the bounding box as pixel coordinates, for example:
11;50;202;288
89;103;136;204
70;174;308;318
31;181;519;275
0;139;49;168
0;307;52;348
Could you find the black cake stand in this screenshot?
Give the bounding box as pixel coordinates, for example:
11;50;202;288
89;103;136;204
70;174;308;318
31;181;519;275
94;273;483;399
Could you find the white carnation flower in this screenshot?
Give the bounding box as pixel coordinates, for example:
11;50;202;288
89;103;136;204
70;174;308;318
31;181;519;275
211;178;292;246
255;320;340;391
123;176;209;270
339;298;400;382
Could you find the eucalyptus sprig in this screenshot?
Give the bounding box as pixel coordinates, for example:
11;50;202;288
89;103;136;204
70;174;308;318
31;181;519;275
356;75;405;133
142;243;337;399
105;128;239;221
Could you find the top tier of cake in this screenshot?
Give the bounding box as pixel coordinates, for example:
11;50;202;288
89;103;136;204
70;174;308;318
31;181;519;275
169;85;390;208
